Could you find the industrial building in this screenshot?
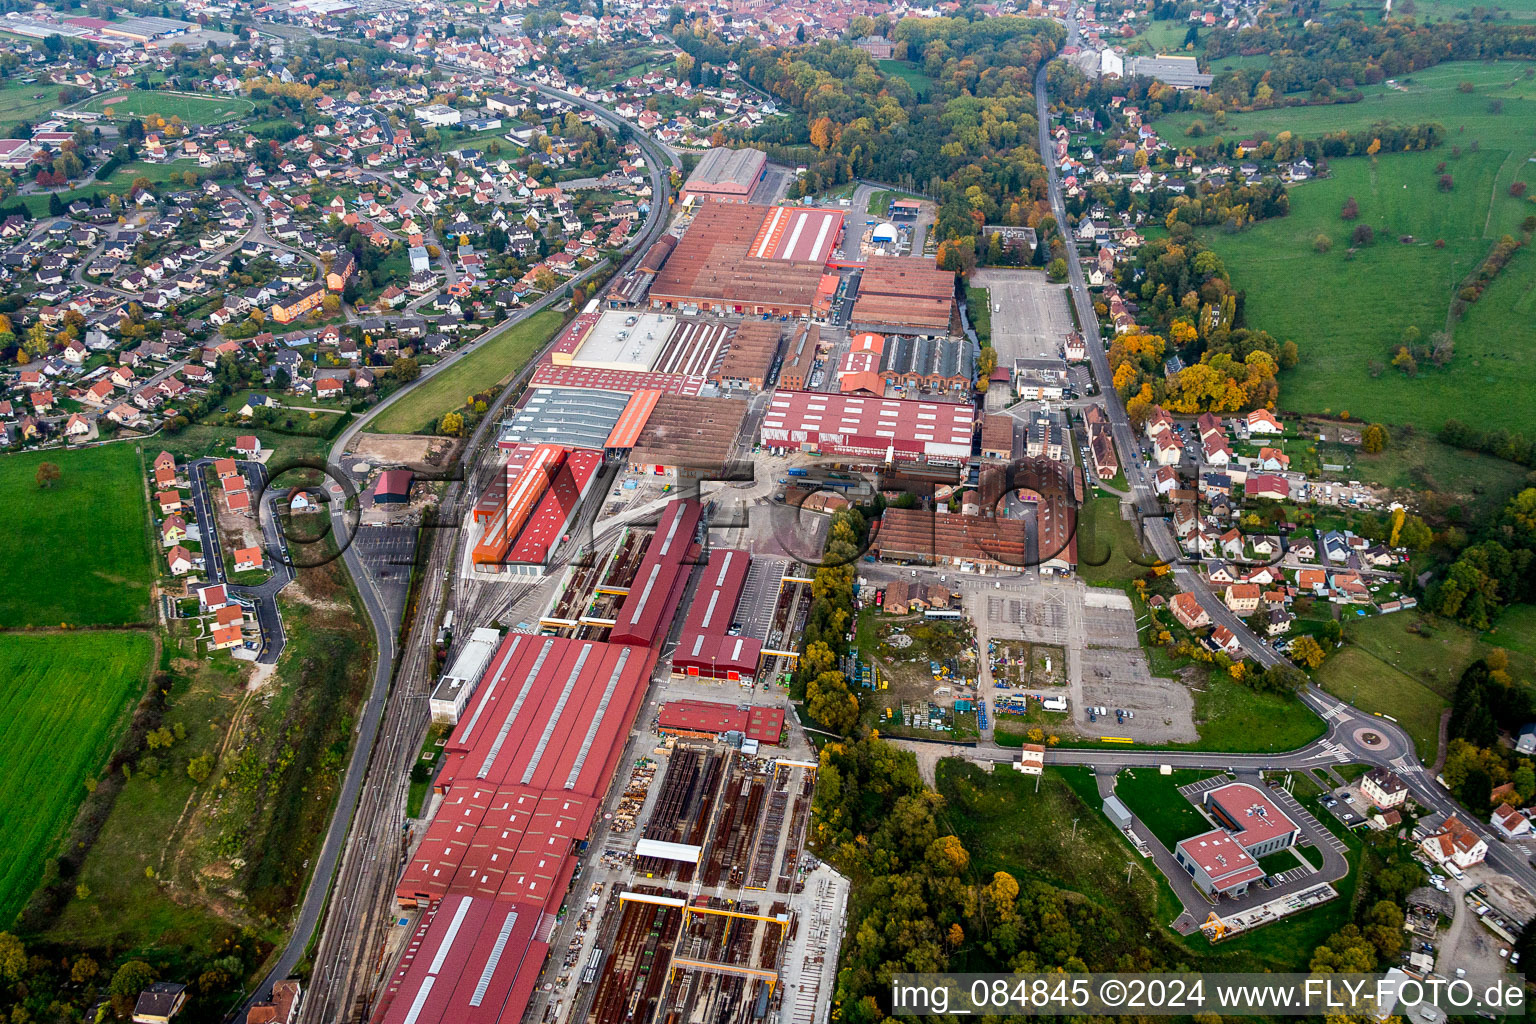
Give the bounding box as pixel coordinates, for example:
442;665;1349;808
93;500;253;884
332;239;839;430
837;332;886;397
498;388;634;450
608;235;677;308
648;203;840;318
628;394;749;481
670;548;762;682
657;700;785;744
429;627;505;724
470;445;604;575
710;320;783;391
680;147;768;204
879;335;975;395
380;633;659;1024
759;391;974;465
609;499;702;648
777;323;820;392
528;309;737;396
873;457;1080;573
1126;54;1214;90
849;257;957;336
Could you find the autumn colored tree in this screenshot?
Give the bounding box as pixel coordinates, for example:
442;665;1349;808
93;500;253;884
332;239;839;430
1361;423;1389;454
1288;635;1326;670
1340;196;1360;221
35;462;61;489
809;116;836;152
438;411;464;436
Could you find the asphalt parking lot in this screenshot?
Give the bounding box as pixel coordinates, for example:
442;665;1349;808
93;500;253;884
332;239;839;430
350;525;418;624
970;267;1075;365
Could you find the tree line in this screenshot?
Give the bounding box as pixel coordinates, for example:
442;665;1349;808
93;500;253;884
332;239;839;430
1426;487;1536;629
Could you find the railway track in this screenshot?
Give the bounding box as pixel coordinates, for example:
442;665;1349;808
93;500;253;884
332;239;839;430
295;90;675;1024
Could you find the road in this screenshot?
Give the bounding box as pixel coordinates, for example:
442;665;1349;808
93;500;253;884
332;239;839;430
235;70;678;1023
1030;8;1536;897
185;457;293;664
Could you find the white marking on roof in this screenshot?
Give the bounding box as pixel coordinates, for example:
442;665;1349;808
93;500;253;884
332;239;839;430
457;634;525;743
520;643;594;785
782;211;809;260
468;910;520;1007
400;975;436;1024
477;639;556;779
565;647;633;788
428;895;475;974
808;213;834;261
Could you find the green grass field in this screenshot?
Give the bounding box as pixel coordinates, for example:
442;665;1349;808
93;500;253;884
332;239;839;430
1112;768;1219;849
1160;61;1536;149
0;631;153;925
1077;494;1148;584
1187;672;1328;753
1314;609;1536;761
0;78;65;130
0;446;155;627
1317;645;1445;759
877;59;934;100
938;762;1188;960
80;88;254;125
965;286;992;345
367;309;565;434
1203;145;1535;432
1336;429;1529;514
1485;603;1536;657
1161;62;1536;432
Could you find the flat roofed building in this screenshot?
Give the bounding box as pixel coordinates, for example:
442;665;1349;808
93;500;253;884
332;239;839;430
1202;782;1299;857
430;627;505;724
558;310;674;372
1175;829;1265;896
680;147;768;204
1126;54;1214;90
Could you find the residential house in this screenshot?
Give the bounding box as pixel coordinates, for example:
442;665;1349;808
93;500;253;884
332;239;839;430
167;546;194;576
1209;624;1243;658
132;982;188;1024
160;515;190;546
1490;804;1530;840
1170;591;1209;630
1420;816;1486;869
1247;409;1282;435
234;547;264;572
1361;767;1408;810
1224;583;1261;614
